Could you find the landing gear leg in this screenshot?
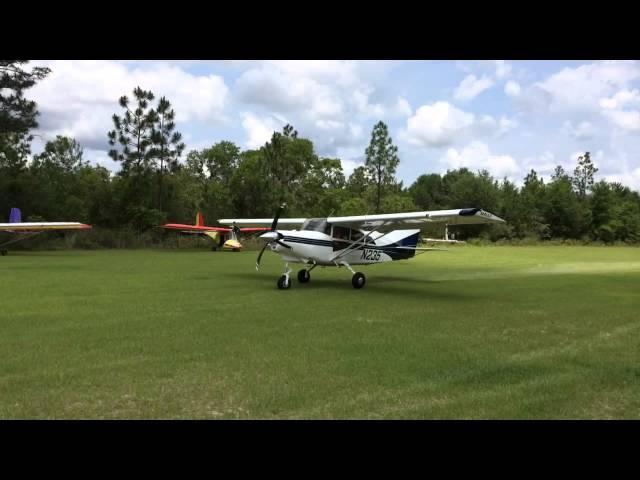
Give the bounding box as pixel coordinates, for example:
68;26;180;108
277;263;292;290
339;261;366;289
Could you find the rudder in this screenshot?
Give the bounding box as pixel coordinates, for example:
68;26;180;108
9;208;21;223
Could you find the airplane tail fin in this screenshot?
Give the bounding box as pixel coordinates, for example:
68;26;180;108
9;208;21;223
196;210;204;227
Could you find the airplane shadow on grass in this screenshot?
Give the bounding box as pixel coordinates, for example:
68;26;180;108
222;271;480;302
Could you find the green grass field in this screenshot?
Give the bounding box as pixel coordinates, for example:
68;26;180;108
1;246;639;419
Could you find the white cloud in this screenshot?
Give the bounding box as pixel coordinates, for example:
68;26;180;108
30;60;229;150
475;115;518;138
602;110;640;132
520;151;559;180
235;60;389;121
604;168;640;190
440;141;519;179
402;101;518;148
85;148;119;172
453;74;494;101
241;113;283;149
599;89;640;110
403;102;475;147
395;97;412;116
315;119;344;130
498;116;519;137
534;61;640;113
494;60;512;79
504;81;521;97
340;159;362;178
562;121;596;140
349;123;363;139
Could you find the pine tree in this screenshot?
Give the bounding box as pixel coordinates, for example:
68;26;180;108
365;121;400;213
0;60;51;135
107;87;158;176
151;96;185;209
573;151;598;198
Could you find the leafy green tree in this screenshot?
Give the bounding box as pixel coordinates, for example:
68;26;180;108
32;135;85;172
346;166;371;198
520;169;549;238
543;173;591;239
365;121;400;213
408;173;446;210
260;125;317;213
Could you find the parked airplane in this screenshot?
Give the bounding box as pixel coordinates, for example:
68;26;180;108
219;204;505;289
160;210;269;251
0;207;92;256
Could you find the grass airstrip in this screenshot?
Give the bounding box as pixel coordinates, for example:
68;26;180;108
1;245;639;419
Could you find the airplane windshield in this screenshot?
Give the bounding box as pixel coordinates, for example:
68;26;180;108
301;218;331;235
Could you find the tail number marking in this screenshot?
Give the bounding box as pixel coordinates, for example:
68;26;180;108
360;249;381;261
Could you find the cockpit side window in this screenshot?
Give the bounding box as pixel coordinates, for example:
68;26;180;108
302;219;331;235
332;226;351;240
350;230;364;242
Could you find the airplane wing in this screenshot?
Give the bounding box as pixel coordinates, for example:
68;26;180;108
218;218;308;227
0;222;92;232
160;223;232;232
160;223;270;233
327;208;505;231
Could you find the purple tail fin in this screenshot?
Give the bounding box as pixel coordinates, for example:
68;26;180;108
9;208;22;223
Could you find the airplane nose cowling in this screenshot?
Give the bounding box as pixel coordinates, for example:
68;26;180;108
260;231;279;241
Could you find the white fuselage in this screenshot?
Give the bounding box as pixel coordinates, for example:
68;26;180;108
265;228;420;266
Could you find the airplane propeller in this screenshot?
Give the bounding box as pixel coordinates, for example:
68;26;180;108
256;203;291;270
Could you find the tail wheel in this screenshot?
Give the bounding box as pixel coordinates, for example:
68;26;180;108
297;269;310;283
277;275;291;290
352;272;366;289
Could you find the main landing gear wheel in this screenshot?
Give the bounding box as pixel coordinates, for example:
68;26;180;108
0;250;7;256
277;275;291;290
352;272;366;289
297;269;310;283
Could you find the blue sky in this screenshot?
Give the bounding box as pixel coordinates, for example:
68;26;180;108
29;60;640;190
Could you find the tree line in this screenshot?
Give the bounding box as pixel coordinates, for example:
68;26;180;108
1;60;639;247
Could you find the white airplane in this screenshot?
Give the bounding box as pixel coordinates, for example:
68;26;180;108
0;207;91;256
219;204;505;289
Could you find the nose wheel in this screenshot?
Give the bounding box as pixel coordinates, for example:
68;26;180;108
277;263;292;289
277;275;291;289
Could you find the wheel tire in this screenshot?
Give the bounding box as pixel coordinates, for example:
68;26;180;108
297;269;310;283
211;246;218;251
277;275;291;290
0;250;7;256
352;272;366;289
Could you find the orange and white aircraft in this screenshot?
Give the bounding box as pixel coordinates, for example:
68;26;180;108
0;207;92;256
160;211;268;251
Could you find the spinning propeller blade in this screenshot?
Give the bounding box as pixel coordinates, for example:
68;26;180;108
256;202;291;270
256;242;269;270
271;202;286;231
